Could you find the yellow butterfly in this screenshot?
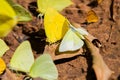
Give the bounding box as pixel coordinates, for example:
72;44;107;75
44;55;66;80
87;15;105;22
86;10;99;23
0;0;17;37
44;8;69;43
0;0;32;37
37;0;73;14
0;58;6;75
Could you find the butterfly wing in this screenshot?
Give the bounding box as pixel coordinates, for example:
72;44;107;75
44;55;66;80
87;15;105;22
44;8;69;43
59;29;84;52
86;10;98;23
0;39;9;57
70;24;88;39
70;24;88;35
0;58;6;74
0;0;16;18
10;41;34;73
6;0;32;22
37;0;73;14
29;54;58;80
0;0;17;37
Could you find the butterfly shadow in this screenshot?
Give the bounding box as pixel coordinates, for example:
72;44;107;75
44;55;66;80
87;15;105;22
118;75;120;80
84;50;97;80
53;44;82;64
28;2;40;17
87;0;98;8
83;38;101;80
54;55;80;64
54;44;97;80
24;29;46;54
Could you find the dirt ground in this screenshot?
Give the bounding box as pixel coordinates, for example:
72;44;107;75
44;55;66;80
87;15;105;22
1;0;120;80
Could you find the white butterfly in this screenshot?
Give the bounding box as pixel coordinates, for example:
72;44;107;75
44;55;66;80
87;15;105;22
59;24;88;52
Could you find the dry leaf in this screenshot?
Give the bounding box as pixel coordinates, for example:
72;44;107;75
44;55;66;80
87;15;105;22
44;44;83;60
84;36;113;80
0;58;6;75
86;10;99;23
85;34;101;48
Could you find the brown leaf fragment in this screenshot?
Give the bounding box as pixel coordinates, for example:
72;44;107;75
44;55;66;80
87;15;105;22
85;34;101;48
84;36;114;80
43;44;83;60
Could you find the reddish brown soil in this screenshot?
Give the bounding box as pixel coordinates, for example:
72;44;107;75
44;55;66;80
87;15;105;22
1;0;120;80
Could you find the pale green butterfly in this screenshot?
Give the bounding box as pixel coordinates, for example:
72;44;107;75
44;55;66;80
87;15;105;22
10;41;58;80
59;24;88;52
37;0;73;14
0;39;9;57
6;0;32;22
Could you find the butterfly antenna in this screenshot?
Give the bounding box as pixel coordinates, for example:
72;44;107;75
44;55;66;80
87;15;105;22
23;76;33;80
37;13;44;24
